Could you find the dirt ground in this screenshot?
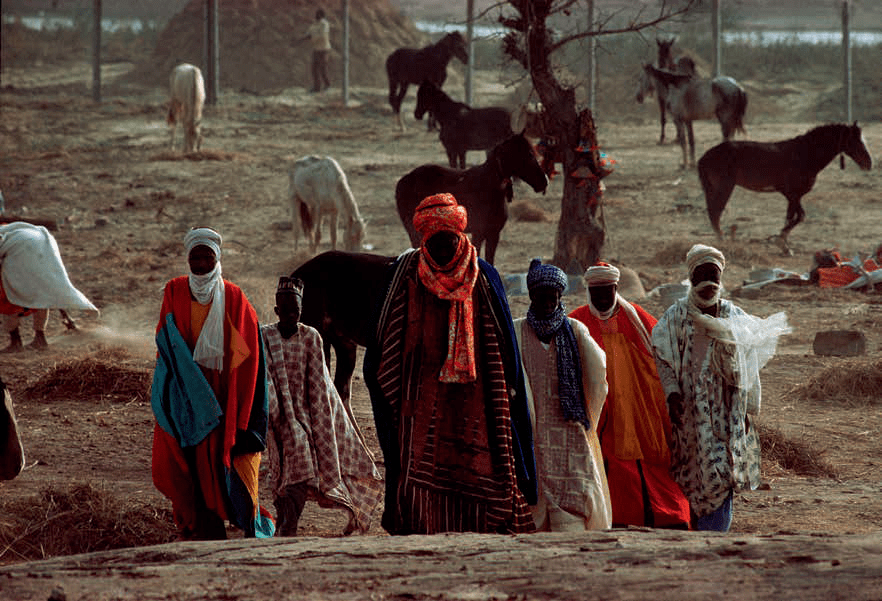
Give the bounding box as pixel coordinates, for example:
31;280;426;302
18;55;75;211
0;57;881;599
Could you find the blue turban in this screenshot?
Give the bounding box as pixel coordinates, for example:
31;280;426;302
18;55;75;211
526;258;567;293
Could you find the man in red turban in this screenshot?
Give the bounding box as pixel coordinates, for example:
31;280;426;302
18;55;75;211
364;193;537;535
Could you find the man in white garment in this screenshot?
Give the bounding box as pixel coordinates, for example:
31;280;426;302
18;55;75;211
0;222;97;352
652;244;790;531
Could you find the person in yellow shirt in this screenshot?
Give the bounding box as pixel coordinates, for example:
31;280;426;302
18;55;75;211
300;9;331;93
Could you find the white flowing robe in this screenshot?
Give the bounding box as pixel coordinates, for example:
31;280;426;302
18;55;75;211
0;222;97;312
651;298;781;517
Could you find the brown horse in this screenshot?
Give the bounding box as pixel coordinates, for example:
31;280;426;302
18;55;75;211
698;122;873;254
386;32;468;132
395;133;548;265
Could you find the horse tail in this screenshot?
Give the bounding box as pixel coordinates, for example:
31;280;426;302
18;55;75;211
733;87;748;134
299;200;314;237
697;147;726;237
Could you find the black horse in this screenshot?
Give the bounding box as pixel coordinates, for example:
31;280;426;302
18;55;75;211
395;133;548;265
698;122;873;255
386;32;468;132
415;80;514;169
292;251;395;405
1;376;25;481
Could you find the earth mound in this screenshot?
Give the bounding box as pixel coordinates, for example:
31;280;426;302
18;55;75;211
125;0;429;93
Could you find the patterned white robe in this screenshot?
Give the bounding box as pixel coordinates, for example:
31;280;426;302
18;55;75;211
651;298;762;518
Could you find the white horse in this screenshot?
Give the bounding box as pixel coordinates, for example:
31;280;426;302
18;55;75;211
167;63;206;153
1;378;24;481
288;156;366;253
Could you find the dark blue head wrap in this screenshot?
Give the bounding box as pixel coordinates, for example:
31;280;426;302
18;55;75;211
526;258;568;293
524;258;590;429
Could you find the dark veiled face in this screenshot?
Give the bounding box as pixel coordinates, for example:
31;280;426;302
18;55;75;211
529;286;562;319
690;263;721;286
188;245;216;275
425;230;460;266
691;263;721;302
274;293;302;334
589;283;617;313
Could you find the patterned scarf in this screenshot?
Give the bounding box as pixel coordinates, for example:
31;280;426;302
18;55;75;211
414;194;480;383
526;302;590;429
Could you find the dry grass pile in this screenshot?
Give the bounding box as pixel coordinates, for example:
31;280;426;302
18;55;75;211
757;422;838;479
125;0;427;93
149;150;251;162
24;349;152;402
650;240;694;267
786;358;882;406
510;200;554;222
0;483;175;565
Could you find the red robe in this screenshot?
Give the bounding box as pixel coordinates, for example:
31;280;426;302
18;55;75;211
152;276;269;537
570;302;691;528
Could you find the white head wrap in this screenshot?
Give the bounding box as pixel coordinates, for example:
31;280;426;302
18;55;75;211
185;227;225;370
583;263;620;287
583;262;620;320
686;244;725;276
686;244;725;310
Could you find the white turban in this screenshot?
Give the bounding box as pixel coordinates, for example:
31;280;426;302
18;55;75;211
583;262;620;287
686;244;725;277
184;227;222;260
184;227;225;370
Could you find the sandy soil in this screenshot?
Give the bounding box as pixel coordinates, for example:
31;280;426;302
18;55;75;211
0;59;880;599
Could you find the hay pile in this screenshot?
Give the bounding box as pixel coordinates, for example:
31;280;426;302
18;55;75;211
24;348;152;402
757;422;838;479
126;0;428;93
787;358;882;406
0;483;175;564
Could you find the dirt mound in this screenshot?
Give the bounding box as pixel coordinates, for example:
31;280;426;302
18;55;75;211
125;0;428;93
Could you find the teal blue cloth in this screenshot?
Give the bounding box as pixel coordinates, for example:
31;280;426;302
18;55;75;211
151;313;223;448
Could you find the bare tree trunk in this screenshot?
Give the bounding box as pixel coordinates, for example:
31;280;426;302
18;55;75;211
511;2;610;271
551;109;607;271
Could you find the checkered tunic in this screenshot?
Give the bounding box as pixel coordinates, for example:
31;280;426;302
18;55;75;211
261;323;383;533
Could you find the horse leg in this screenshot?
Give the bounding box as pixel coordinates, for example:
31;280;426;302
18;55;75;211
674;120;689;169
329;211;338;250
390;83;408;132
776;195;806;256
483;230;500;265
657;95;667;145
686;121;696;168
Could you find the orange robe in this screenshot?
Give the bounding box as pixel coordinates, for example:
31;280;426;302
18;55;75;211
151;276;272;538
570;303;691;528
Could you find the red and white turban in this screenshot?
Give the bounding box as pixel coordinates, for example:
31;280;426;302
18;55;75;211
413;193;468;243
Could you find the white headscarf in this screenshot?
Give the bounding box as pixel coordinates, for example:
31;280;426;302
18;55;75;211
184;228;225;370
584;262;652;352
583;262;620;321
686;244;726;311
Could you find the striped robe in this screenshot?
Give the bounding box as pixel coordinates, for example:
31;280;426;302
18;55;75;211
364;250;536;535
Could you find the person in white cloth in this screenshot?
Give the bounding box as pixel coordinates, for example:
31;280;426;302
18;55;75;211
0;222;97;352
261;276;383;536
652;244;790;531
513;258;612;531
